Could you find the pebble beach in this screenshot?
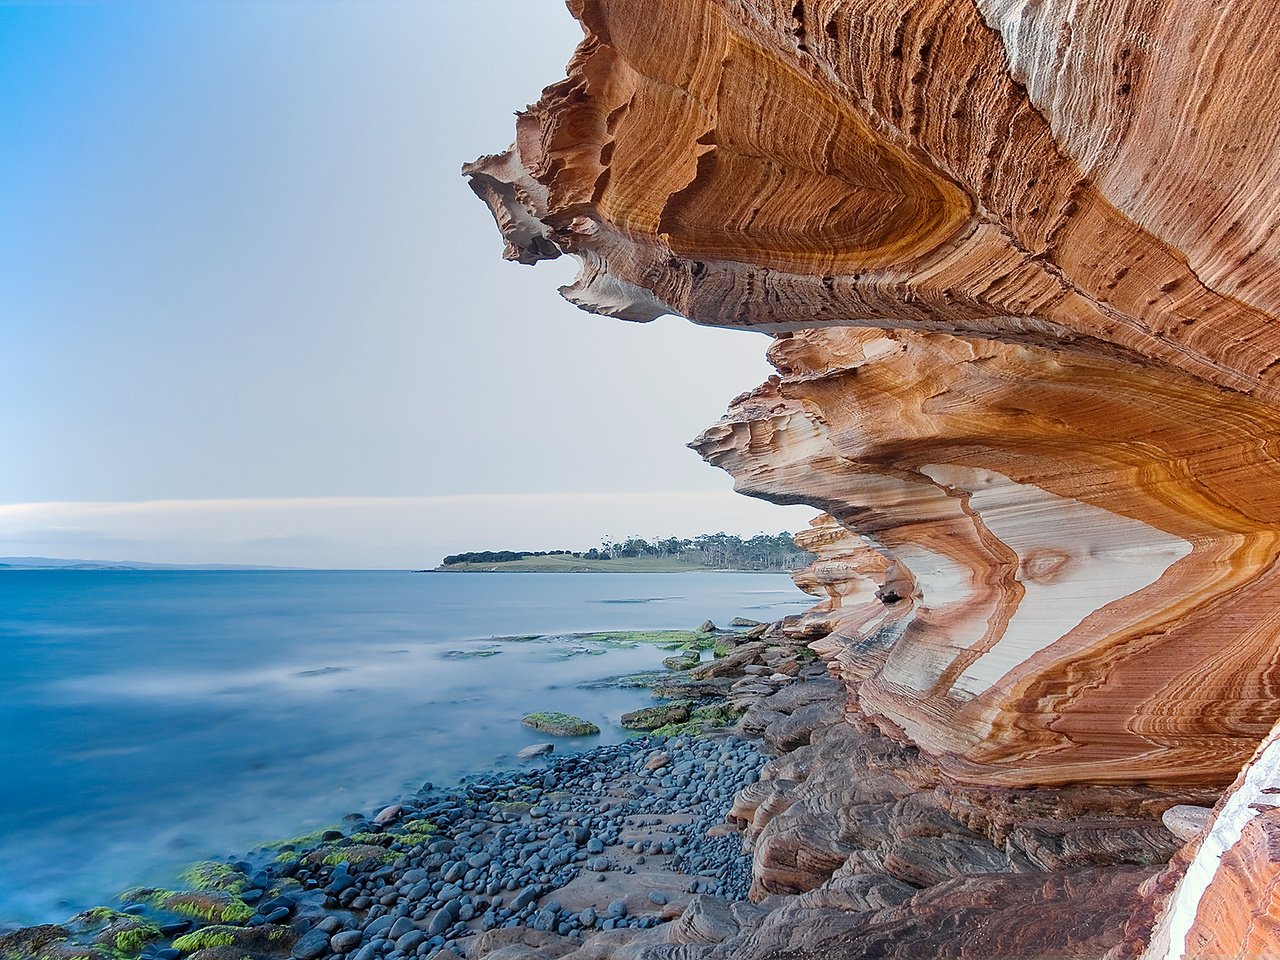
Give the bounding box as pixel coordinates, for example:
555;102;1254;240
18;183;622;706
1;617;831;960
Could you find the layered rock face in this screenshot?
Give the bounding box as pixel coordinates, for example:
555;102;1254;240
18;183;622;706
466;0;1280;955
694;327;1280;789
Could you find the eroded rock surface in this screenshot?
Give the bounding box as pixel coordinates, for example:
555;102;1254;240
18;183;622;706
689;325;1280;788
512;679;1188;960
466;0;1280;956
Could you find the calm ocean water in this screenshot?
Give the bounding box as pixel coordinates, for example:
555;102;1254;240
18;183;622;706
0;570;809;926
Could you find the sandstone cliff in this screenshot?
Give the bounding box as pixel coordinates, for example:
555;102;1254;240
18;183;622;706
466;1;1280;956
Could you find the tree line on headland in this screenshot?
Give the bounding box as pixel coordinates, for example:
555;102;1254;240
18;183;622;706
440;532;814;571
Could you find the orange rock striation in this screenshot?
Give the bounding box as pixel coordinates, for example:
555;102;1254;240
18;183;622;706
466;0;1280;955
692;326;1280;789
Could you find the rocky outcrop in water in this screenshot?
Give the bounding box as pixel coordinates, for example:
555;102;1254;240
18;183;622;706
466;1;1280;955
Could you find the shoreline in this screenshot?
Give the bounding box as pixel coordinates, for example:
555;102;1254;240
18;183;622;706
0;571;812;934
4;604;1199;960
2;622;827;960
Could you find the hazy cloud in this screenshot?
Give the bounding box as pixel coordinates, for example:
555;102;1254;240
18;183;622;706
0;493;816;568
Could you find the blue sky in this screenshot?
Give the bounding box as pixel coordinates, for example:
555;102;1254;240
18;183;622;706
0;1;810;566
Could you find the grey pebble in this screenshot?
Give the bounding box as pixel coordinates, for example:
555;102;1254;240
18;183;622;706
291;926;332;960
330;929;364;953
389;917;416;939
396;930;428;953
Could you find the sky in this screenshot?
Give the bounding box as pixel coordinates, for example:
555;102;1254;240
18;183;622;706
0;0;813;567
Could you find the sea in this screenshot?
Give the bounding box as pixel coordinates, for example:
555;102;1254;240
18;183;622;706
0;569;810;927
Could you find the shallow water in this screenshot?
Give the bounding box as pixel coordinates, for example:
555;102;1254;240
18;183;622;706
0;569;809;925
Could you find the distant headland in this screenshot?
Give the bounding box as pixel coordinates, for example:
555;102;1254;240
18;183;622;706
428;532;813;573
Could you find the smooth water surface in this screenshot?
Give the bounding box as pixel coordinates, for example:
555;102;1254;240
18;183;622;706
0;570;809;925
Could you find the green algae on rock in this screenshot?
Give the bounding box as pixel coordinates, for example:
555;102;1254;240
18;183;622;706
652;703;745;739
520;712;600;736
343;831;394;846
171;928;236;954
306;843;397;868
662;654;701;670
170;924;292;956
0;924;72;960
401;818;437;835
4;911;162;960
178;862;248;895
103;922;160;957
620;702;693;730
122;889;253;926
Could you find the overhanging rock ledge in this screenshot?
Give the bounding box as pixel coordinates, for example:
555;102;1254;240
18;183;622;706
465;2;1280;956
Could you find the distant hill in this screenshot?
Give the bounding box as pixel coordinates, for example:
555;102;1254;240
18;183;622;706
0;556;293;571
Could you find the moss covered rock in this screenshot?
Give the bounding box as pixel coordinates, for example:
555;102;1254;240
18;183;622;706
662;654;701;670
131;889;253;925
400;817;437;837
620;702;692;730
652;703;745;738
178;861;248;895
0;924;71;960
304;843;396;868
92;917;161;957
520;712;600;736
172;924;293;956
